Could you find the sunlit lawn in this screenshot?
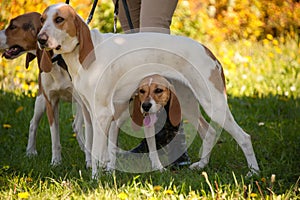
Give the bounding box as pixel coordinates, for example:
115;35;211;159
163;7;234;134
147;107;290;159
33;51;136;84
0;37;299;199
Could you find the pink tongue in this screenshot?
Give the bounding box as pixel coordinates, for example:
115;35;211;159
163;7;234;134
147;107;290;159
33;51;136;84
143;113;157;127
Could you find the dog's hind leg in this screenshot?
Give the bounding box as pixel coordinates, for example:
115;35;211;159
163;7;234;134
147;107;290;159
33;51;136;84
107;120;119;172
190;116;219;170
26;94;46;156
196;92;260;174
220;110;260;174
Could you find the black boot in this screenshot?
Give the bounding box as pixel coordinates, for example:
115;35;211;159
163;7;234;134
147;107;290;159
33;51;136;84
129;120;190;167
166;121;191;168
129;138;149;153
129;123;175;153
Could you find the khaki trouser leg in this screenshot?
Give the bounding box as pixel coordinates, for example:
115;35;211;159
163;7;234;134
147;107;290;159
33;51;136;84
114;0;178;33
140;0;178;33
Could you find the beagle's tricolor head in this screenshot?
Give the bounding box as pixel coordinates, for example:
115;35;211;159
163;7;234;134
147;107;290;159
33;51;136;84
0;12;41;59
38;3;95;69
131;74;182;128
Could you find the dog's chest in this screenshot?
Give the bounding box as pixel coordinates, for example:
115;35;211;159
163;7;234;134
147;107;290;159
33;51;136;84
41;66;73;102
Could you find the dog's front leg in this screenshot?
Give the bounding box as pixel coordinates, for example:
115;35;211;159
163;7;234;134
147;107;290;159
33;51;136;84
26;94;46;156
145;125;165;172
91;109;112;178
81;104;93;168
46;99;61;165
72;102;85;151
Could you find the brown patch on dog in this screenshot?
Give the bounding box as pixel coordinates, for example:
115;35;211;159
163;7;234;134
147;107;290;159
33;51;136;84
53;5;95;67
53;5;77;37
5;12;41;51
44;95;54;125
209;66;226;94
130;94;144;127
203;45;226;94
39;49;53;72
199;116;209;132
168;88;181;127
203;45;218;62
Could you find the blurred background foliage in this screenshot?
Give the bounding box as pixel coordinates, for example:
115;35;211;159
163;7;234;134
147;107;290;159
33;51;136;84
1;0;300;40
0;0;299;98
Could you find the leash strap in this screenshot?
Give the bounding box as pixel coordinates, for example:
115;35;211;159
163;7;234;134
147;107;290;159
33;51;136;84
114;0;119;33
114;0;134;33
65;0;97;25
86;0;98;24
51;54;72;80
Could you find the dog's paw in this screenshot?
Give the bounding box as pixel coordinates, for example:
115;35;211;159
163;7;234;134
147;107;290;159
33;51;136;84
51;156;62;166
246;169;260;178
106;161;115;172
105;166;115;174
189;161;206;170
159;167;167;172
86;160;92;169
152;164;165;172
26;150;38;157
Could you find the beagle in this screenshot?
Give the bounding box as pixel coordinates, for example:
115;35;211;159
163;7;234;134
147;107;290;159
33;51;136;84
132;74;181;128
129;74;181;171
37;3;260;177
0;12;92;167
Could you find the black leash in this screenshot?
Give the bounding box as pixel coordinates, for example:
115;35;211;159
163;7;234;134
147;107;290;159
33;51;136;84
52;54;68;72
86;0;98;24
114;0;134;33
65;0;98;25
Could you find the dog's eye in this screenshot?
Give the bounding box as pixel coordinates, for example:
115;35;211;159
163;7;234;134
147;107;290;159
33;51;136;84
139;89;145;94
22;23;32;31
40;17;45;24
55;17;64;24
8;24;17;30
154;88;163;94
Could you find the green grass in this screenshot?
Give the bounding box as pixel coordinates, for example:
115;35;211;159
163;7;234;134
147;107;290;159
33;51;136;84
0;38;300;198
0;92;299;199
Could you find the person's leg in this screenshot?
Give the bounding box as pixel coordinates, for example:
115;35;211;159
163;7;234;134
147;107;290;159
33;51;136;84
140;0;178;33
167;122;190;167
113;0;141;32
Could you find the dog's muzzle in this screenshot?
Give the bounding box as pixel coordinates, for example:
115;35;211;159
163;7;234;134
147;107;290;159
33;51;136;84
37;32;49;48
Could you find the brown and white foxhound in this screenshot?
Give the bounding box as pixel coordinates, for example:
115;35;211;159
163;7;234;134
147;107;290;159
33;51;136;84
37;3;260;177
0;12;93;167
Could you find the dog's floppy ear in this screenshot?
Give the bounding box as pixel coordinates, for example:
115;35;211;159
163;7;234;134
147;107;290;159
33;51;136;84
37;48;53;72
168;86;181;127
75;15;95;69
25;53;36;69
130;94;144;127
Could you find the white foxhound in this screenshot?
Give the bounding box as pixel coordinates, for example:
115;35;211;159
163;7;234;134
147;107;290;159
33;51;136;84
37;3;260;177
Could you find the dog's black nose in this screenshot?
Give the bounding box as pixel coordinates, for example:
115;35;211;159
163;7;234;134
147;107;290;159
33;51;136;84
142;102;152;112
37;32;48;45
